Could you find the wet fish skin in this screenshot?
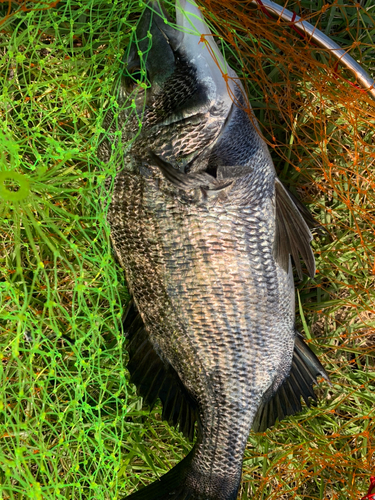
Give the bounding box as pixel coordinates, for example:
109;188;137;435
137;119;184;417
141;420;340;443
97;1;329;499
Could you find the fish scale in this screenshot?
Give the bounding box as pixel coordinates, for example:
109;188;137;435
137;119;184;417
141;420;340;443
98;1;330;498
109;163;294;493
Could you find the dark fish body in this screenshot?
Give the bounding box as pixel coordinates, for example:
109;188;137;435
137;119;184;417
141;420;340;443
98;1;329;499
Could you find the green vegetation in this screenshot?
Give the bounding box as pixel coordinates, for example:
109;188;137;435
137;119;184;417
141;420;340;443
0;0;374;499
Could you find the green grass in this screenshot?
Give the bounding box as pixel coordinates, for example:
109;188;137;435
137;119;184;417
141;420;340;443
0;0;374;499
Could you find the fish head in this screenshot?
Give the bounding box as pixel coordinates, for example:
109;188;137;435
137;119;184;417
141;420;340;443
122;0;240;171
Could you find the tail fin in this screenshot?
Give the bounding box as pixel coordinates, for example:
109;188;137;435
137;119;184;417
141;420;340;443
123;446;195;499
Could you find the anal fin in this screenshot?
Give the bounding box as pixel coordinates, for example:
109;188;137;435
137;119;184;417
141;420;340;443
123;299;198;441
252;332;330;433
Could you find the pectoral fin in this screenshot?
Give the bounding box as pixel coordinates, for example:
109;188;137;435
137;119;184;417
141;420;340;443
274;178;316;279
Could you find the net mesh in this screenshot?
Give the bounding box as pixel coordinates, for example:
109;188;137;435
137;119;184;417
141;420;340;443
0;0;374;499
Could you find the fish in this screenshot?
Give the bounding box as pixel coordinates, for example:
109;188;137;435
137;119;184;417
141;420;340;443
97;1;330;499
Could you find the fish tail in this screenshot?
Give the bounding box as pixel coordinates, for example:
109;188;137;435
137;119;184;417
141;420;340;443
122;443;239;500
122;445;194;500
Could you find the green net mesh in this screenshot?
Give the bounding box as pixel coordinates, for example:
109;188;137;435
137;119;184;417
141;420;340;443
0;0;374;499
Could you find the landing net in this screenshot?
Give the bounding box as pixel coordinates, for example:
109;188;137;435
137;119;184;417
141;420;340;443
0;1;374;499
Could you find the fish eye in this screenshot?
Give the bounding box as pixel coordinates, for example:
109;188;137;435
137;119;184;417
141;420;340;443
124;66;149;93
129;67;143;80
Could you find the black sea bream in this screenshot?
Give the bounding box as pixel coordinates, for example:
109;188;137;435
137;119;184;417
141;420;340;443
97;1;330;498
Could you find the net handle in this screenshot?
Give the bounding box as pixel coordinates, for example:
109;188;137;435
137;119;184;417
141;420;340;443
253;0;375;100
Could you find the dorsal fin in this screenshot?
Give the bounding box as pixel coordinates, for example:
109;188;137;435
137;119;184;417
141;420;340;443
252;332;330;433
123;300;199;441
274;177;316;279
